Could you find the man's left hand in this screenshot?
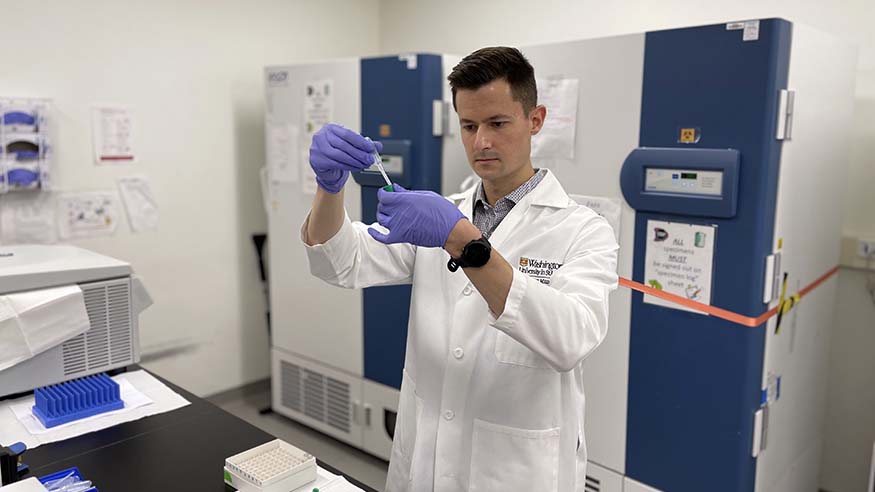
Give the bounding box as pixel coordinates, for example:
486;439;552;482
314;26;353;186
367;185;465;248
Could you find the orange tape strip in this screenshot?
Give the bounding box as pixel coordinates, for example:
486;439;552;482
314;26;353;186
618;266;840;328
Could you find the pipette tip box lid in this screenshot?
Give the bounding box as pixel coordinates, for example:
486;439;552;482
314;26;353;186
224;439;316;492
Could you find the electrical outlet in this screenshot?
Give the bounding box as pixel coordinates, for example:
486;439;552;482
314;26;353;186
858;239;875;259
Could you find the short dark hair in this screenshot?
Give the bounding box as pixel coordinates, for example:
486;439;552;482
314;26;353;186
448;46;537;113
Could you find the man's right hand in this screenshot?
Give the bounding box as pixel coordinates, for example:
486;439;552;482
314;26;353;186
309;123;382;194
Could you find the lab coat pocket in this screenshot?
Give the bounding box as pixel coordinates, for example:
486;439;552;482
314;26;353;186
494;332;553;369
386;371;424;490
468;419;560;492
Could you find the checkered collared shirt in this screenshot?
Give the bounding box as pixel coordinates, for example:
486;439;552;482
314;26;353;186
472;169;548;240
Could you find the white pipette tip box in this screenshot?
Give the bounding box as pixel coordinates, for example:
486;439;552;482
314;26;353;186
223;439;317;492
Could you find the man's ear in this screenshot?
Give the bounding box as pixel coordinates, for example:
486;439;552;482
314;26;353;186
529;104;547;135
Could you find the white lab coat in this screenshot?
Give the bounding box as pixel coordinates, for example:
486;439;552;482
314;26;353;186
302;170;619;492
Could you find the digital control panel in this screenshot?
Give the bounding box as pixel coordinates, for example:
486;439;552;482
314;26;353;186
620;147;740;219
645;168;723;196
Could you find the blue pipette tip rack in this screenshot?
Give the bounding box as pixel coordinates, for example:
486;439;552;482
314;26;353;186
32;373;124;429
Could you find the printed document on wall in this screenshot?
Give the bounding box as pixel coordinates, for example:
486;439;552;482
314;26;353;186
57;191;122;239
569;194;622;241
643;220;715;314
267;121;300;183
531;78;579;162
0;192;57;245
117;176;159;232
92;106;135;164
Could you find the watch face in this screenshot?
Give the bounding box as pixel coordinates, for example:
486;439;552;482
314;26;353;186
464;241;491;267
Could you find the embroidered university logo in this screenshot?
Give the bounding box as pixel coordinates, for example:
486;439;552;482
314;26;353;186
518;257;563;285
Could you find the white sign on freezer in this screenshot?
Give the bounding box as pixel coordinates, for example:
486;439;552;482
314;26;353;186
643;220;715;314
302;79;334;195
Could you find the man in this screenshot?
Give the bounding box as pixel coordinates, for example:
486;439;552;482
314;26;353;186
302;47;618;492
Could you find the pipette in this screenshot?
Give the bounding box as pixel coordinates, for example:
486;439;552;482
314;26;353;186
365;137;394;191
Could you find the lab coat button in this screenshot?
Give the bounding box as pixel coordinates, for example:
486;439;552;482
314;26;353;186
462;286;473;296
444;410;455;421
452;347;464;359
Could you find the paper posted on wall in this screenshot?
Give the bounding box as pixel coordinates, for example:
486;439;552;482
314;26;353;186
57;191;122;239
569;194;622;241
92;106;135;164
117;176;159;232
0;192;57;245
531;78;579;162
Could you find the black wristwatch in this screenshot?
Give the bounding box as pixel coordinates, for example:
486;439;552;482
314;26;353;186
447;237;492;272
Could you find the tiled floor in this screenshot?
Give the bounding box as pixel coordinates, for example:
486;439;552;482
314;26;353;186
208;379;389;491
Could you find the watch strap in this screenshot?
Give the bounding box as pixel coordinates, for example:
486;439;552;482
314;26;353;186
447;236;490;272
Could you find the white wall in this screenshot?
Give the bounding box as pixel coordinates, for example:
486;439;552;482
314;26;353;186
822;270;875;492
1;0;380;397
377;2;874;491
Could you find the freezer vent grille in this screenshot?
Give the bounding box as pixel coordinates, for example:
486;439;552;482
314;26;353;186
107;282;132;364
62;278;132;376
280;361;302;411
280;360;351;433
303;368;326;422
325;377;351;432
585;474;601;492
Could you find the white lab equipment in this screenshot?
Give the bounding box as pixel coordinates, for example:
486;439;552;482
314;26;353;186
266;18;856;492
0;245;149;399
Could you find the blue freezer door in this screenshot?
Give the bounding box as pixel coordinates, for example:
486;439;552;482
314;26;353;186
625;19;791;492
357;54;443;389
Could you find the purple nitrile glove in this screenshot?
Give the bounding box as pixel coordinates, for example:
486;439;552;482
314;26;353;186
309;123;383;193
367;184;465;248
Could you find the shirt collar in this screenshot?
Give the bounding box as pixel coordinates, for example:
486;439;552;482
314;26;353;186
474;168;547;208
